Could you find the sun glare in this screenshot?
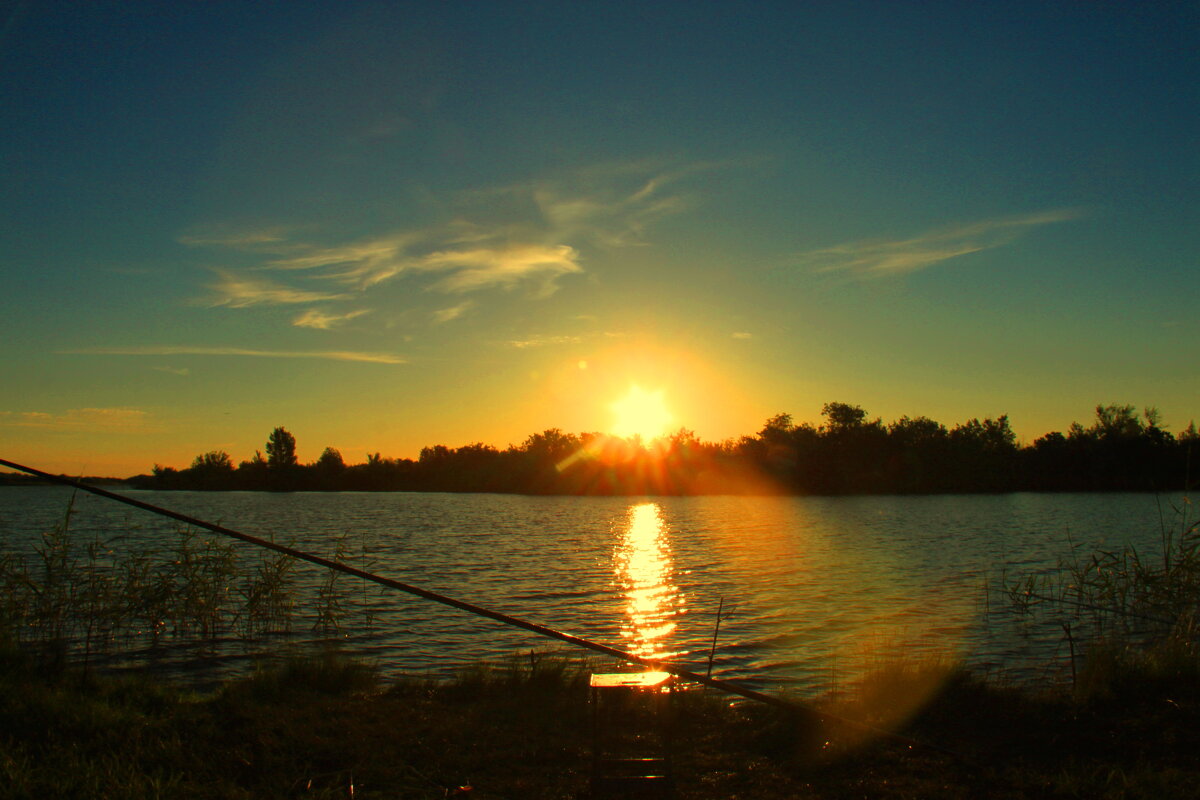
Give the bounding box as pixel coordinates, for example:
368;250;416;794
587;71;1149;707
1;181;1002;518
610;386;673;441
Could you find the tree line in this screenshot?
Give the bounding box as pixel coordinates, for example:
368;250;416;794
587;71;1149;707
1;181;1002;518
128;402;1199;495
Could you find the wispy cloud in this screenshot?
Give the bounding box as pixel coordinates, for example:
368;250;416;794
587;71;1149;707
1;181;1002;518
179;226;294;249
62;346;405;364
152;366;191;376
797;209;1082;278
0;407;150;432
266;232;423;289
264;238;583;298
425;244;581;296
469;158;707;248
204;270;352;308
432;300;474;324
732;331;753;340
292;308;372;330
186;160;713;321
507;335;582;349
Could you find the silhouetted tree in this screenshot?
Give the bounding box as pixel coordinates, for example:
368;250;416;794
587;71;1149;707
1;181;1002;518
821;402;868;434
135;400;1196;496
266;427;298;470
759;413;794;443
191;450;234;471
819;402;888;493
150;463;183;489
317;447;345;470
313;446;346;489
747;413;797;484
236;450;269;490
186;450;235;490
263;427;299;490
947;416;1018;491
886;416;950;492
514;429;581;492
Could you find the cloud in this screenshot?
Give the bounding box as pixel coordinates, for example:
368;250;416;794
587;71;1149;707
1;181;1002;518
256;233;584;299
62;346;405;364
798;209;1082;278
179;226;294;249
266;232;424;289
470;159;706;248
424;244;582;296
152;366;191;376
0;407;151;432
205;270;352;307
432;300;474;324
732;331;753;340
187;159;715;320
507;335;582;349
261;236;583;298
292;308;372;330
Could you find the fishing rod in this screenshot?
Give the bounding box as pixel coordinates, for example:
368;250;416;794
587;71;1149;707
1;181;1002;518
0;457;965;759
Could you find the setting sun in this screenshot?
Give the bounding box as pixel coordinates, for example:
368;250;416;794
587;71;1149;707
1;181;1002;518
610;386;674;441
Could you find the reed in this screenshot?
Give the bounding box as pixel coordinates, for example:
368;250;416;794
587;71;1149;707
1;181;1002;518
0;498;372;672
1006;496;1200;695
237;548;297;636
313;533;350;634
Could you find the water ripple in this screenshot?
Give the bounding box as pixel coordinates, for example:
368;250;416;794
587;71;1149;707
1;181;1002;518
0;487;1182;692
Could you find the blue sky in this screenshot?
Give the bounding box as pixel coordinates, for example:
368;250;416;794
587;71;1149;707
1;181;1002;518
2;1;1197;475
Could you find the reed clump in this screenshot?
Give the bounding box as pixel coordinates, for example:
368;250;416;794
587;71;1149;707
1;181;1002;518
0;496;371;673
1007;498;1199;639
1006;496;1200;703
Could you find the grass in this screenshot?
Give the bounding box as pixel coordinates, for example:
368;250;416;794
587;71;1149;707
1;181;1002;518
0;495;372;674
1;644;1199;799
1007;496;1199;645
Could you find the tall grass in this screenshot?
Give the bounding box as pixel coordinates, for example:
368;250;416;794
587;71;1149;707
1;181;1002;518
1007;495;1200;693
0;496;366;673
1008;500;1198;634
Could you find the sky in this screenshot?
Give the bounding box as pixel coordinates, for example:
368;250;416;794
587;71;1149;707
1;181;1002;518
1;1;1197;476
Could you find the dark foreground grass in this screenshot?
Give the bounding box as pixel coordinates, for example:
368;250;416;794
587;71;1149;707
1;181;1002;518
2;646;1200;799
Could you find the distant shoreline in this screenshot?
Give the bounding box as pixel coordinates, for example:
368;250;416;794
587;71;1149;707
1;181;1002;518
1;471;1189;499
0;473;128;488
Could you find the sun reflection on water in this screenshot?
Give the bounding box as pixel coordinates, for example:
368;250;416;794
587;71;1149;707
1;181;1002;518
613;502;683;658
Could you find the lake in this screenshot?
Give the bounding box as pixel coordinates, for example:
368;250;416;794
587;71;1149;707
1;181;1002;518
0;486;1188;692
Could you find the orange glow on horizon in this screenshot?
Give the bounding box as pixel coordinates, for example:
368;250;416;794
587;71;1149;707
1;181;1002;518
533;340;760;453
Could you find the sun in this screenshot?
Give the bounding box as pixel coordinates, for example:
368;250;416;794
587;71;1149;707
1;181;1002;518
610;386;674;441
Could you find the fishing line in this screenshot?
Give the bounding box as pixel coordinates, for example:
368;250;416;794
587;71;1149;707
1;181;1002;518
0;457;967;760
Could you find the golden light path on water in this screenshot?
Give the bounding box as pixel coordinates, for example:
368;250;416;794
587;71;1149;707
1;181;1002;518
613;502;685;659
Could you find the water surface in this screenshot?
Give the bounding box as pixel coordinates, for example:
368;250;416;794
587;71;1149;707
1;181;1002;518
0;486;1186;691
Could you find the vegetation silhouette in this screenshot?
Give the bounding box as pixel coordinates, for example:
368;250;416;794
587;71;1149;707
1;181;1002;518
126;403;1198;495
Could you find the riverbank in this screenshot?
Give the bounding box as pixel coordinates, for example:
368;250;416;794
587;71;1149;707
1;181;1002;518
3;645;1199;799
